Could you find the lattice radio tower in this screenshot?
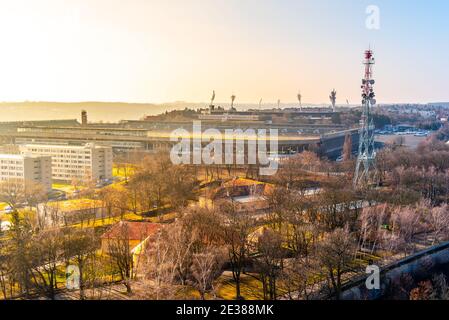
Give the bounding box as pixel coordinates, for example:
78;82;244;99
354;49;377;188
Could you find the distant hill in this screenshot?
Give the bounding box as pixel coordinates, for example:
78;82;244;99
0;100;354;123
0;101;203;123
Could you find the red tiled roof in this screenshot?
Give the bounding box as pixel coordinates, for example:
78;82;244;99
101;221;162;241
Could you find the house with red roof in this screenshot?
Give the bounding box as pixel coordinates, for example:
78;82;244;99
101;221;162;254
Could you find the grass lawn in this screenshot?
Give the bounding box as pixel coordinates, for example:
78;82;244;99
0;202;8;211
48;198;104;211
52;183;86;194
71;212;143;229
0;212;9;222
52;182;71;189
216;272;265;300
109;180;127;190
113;164;135;178
173;272;266;300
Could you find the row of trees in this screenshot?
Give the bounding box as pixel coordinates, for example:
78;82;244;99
135;193;361;300
98;152;197;218
375;137;449;204
134;142;449;300
0;208;155;300
0;210;99;300
135;191;449;300
359;201;449;257
3;134;449;300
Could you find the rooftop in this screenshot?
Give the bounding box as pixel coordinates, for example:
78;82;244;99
221;178;265;188
232;195;266;203
0;153;47;160
101;221;162;241
21;143;107;150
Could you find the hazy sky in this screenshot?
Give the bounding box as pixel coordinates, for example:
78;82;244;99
0;0;447;104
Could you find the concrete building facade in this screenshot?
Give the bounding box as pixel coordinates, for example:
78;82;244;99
0;154;52;191
19;143;113;182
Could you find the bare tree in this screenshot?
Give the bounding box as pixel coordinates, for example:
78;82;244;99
254;228;283;300
0;239;12;299
317;227;356;300
28;229;64;299
389;204;423;256
281;257;317;300
71;176;82;195
130;151;196;214
265;186;293;232
430;273;449;300
357;204;388;255
126;179;140;215
190;247;225;300
141;206;225;300
272;155;303;188
99;185;129;220
62;228;98;300
142;230;179;300
107;224;135;294
318;177;358;231
7;210;34;298
220;201;254;300
0;179;26;210
299;151;320;172
426;204;449;245
23;181;48;211
114;157;133;183
165;221;196;285
342;133;353;161
394;135;406;147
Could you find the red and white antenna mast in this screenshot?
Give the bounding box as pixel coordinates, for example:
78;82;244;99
354;48;377;188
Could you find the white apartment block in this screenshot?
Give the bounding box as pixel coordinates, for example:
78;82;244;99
0;154;52;191
19;143;113;182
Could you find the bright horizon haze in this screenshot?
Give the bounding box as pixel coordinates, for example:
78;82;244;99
0;0;448;105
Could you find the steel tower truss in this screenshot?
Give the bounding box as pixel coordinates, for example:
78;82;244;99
354;49;377;188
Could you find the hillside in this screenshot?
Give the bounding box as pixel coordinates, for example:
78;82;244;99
0;101;202;123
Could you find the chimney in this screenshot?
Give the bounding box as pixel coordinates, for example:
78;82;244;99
81;110;88;126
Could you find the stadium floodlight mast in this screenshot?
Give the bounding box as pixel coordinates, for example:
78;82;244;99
210;90;215;107
354;48;378;188
330;89;337;112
